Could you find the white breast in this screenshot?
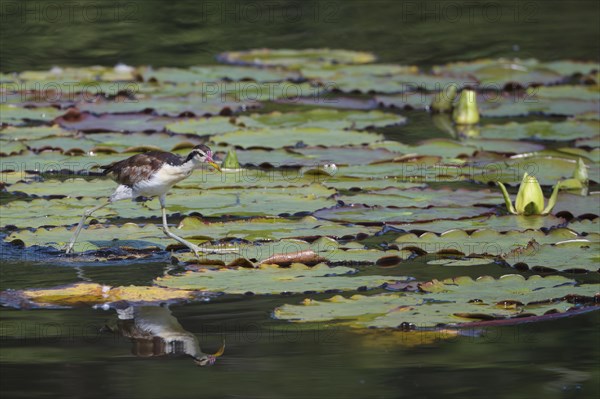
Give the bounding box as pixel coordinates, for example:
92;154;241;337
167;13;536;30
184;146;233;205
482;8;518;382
133;164;193;197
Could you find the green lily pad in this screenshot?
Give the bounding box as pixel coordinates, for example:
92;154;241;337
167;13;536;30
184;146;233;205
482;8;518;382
337;187;500;208
166;116;243;135
300;64;472;93
480;121;599;141
553;193;600;216
55;112;179;133
177;216;380;241
287;146;398;166
149;184;337;217
18;66;137;83
217;49;376;68
0;141;27;156
389;215;567;233
0;126;74;141
313;204;493;224
212;127;383;149
501;240;600;272
323;178;426;192
237;109;406;130
23;132;201;154
75;96;257;117
5;223;168;251
0;282;197;309
471;156;599;185
394;228;591;257
173;237;411;267
334;160;467;183
155;263;397;295
139;65;299;84
433;59;598;87
567;218;600;235
274;275;599;328
0;104;64;125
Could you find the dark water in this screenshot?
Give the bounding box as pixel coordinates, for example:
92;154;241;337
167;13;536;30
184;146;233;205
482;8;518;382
1;1;599;398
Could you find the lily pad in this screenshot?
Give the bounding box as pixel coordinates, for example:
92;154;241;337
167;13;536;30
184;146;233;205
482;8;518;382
5;223;167;251
394;228;591;257
237;109;406;130
389;215;567;233
274;275;600;328
433;58;598;87
217;49;376;68
300;64;472;93
313;204;493;224
553;193;600;217
155;263;397;295
172;237;411;266
0;126;74;141
149;184;337;217
480;121;599;141
212;127;384;149
177;216;379;241
0;282;196;308
139;65;299;84
337;187;501;208
501;240;600;272
75;96;257;117
0;104;64;125
567;218;600;235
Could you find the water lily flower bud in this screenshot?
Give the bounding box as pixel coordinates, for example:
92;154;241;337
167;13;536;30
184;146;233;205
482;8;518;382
515;173;545;215
453;90;480;125
222;149;240;169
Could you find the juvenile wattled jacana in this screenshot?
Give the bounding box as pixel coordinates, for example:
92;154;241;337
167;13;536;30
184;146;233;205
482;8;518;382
65;144;222;257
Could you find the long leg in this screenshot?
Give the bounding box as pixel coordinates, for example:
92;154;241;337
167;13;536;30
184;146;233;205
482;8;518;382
159;195;237;257
65;185;133;254
65;200;110;254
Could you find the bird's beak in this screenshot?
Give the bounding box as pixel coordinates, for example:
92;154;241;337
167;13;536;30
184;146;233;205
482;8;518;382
212;340;226;357
207;159;221;172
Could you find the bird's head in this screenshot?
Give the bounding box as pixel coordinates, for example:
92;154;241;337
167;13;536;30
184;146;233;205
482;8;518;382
188;144;221;172
192;340;225;367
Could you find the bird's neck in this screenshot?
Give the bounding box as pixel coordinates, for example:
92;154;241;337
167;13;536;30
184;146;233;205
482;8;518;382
180;157;202;173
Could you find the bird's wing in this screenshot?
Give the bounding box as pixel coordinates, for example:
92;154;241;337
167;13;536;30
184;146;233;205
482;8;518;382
101;152;183;187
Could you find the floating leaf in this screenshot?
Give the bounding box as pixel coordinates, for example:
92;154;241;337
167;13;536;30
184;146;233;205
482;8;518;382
336;187;501;208
433;58;598;87
139;65;298;83
217;49;376;68
177;216;379;241
394;228;589;257
501;240;600;272
389;215;567;233
6;223;167;251
274;275;599;328
212;127;383;149
155;263;398;295
0;104;63;125
300;64;472;93
236;109;406;130
480;121;599;141
313;204;493;224
0;282;197;308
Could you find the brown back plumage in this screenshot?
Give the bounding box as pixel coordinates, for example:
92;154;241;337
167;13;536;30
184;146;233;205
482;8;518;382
101;151;185;187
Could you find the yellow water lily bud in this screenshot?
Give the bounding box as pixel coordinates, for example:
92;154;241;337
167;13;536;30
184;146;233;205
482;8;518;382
498;172;560;216
515;173;545;215
452;90;480;125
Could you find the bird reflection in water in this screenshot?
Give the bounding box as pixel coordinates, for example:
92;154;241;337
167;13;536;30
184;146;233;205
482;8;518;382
103;304;225;366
